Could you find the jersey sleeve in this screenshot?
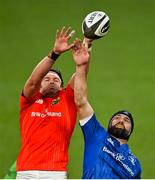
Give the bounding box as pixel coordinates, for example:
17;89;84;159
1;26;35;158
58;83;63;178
64;84;74;99
102;145;142;179
80;114;107;171
121;156;142;178
20;91;42;112
123;156;142;179
80;114;106;143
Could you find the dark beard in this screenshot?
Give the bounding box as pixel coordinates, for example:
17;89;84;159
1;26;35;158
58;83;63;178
108;126;129;140
41;86;60;98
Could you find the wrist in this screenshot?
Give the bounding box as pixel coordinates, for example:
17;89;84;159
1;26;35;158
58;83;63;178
48;50;60;61
52;48;61;55
83;38;93;50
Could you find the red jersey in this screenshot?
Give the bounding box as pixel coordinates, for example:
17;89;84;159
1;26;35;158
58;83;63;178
16;85;77;171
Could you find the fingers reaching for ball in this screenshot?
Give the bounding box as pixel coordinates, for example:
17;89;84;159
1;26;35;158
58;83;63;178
56;26;75;39
53;26;76;54
72;38;82;51
72;38;90;66
68;30;76;39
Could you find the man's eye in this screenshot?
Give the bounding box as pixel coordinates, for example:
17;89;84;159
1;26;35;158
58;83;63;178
54;78;59;82
125;118;130;123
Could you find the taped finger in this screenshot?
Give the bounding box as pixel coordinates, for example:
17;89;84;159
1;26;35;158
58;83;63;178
68;30;75;39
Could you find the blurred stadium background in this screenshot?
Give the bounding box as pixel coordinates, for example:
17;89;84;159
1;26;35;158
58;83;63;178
0;0;155;178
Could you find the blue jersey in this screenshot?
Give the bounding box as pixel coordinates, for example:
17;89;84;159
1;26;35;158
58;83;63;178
80;114;142;179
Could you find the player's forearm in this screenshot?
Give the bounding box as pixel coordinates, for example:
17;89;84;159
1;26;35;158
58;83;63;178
27;56;55;85
74;64;88;107
23;54;57;97
74;64;94;119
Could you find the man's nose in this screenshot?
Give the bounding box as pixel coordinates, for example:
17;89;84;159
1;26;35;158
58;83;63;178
119;118;124;123
49;80;54;84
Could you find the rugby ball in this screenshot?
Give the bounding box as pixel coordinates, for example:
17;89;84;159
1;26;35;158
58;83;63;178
82;11;110;39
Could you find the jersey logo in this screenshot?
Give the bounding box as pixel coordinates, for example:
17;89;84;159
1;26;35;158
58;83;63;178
51;97;60;105
128;155;136;165
107;137;114;146
116;153;125;161
35;99;44;104
102;146;135;176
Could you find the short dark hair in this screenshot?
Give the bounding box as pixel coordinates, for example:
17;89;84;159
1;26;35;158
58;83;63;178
49;69;64;87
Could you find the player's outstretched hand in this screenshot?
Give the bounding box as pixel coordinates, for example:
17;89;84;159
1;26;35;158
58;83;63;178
72;38;90;66
53;26;75;54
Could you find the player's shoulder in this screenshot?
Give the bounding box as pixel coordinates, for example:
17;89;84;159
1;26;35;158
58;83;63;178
20;91;42;108
128;152;142;178
61;84;74;94
128;152;141;166
81;113;106;136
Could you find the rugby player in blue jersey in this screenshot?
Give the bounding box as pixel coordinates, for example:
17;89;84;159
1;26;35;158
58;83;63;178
72;39;142;179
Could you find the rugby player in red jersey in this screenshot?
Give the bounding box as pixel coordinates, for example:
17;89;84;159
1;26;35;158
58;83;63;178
15;27;92;179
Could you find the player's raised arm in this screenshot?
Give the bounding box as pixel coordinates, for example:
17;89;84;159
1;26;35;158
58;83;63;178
67;37;92;89
72;39;94;120
23;27;75;98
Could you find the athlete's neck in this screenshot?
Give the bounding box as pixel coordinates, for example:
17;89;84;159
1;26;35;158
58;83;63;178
111;135;128;145
117;138;127;145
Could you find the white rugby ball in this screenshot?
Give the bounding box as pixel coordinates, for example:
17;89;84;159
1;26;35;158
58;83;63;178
82;11;110;39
